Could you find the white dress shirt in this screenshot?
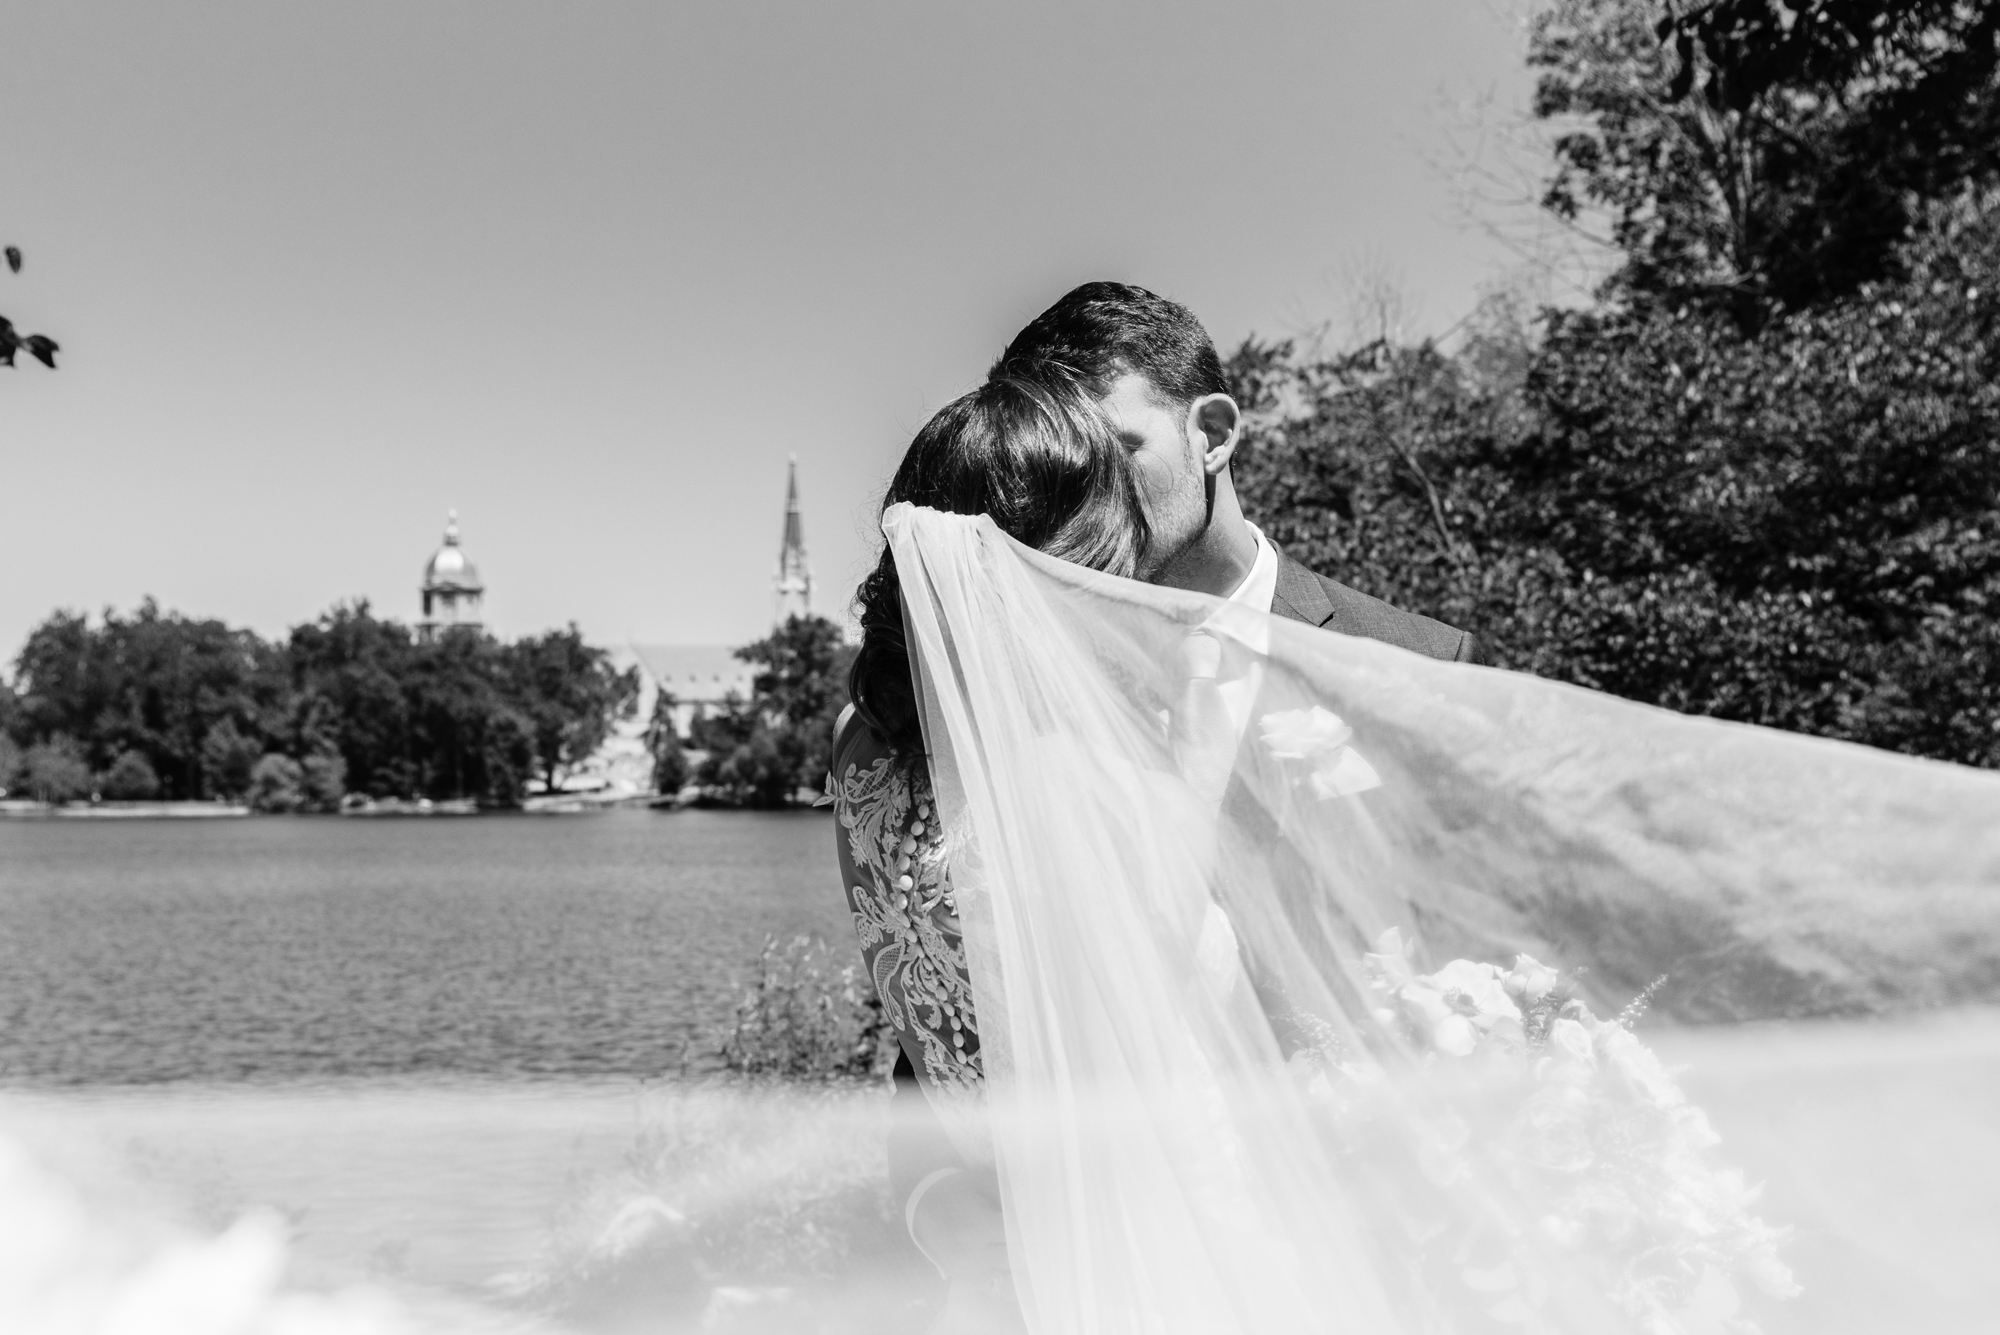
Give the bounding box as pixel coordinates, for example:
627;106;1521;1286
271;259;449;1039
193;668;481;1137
1225;522;1279;616
1212;523;1277;740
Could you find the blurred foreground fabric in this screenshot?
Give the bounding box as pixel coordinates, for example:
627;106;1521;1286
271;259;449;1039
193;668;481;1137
883;505;2000;1333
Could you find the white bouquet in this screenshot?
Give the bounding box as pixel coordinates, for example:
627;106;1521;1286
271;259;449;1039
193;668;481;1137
1295;929;1799;1334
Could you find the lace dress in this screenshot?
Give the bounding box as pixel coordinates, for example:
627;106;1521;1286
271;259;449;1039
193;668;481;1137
828;715;987;1155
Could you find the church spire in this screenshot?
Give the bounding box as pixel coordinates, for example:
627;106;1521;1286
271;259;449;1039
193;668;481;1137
773;455;814;623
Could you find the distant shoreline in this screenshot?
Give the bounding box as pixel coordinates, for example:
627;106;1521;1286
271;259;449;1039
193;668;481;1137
0;800;251;819
0;795;681;819
0;793;822;819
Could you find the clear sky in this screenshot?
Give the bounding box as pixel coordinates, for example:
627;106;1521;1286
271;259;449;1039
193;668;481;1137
0;0;1539;658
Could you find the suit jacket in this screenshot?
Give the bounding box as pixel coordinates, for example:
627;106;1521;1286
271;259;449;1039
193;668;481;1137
883;549;1477;1202
1270;543;1480;664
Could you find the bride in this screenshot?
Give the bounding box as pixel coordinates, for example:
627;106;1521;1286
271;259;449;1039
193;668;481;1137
827;347;2000;1330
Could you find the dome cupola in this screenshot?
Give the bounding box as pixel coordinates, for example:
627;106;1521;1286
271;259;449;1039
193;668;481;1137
419;510;485;639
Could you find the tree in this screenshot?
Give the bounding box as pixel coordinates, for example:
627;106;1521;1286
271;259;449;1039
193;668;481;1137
299;751;347;812
285;602;417;797
5;597;637;810
645;690;691;797
688;694;788;806
1230;187;2000;769
0;733;23;797
100;749;162;801
1532;0;2000;321
406;627;524;802
1219;0;2000;771
10;600;287;799
21;736;91;803
505;625;639;794
248;754;306;812
478;706;538;807
201;719;263;800
1;244;59;369
692;616;855;807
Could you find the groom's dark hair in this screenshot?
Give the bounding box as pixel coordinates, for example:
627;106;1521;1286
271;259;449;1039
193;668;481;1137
990;281;1228;412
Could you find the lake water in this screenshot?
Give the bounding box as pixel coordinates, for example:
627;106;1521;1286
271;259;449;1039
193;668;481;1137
0;811;926;1330
0;809;851;1084
3;814;1997;1333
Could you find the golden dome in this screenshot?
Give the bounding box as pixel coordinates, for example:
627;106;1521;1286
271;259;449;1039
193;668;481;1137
423;511;483;593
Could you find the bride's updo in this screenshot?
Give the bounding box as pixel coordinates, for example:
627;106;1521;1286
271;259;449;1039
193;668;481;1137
849;371;1150;758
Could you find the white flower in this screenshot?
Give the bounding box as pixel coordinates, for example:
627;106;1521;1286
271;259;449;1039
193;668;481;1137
1550;1018;1595;1064
1258;706;1382;798
1398;982;1452;1026
1260;704;1352;757
1432;1014;1479;1056
1422;959;1522;1025
1599;1025;1684;1107
1363;927;1416;989
1503;954;1559;1002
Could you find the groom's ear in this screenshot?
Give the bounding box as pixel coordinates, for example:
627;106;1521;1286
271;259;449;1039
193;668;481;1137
1191;394;1242;476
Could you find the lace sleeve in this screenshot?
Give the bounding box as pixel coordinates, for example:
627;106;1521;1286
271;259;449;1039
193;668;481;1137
829;721;985;1111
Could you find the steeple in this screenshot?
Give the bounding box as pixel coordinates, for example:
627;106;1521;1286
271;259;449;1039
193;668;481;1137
773;456;814;623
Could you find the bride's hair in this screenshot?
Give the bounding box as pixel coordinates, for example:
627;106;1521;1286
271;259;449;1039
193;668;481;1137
848;371;1149;759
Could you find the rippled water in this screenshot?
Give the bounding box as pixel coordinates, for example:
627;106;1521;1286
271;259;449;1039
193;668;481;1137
5;814;1997;1333
0;810;849;1084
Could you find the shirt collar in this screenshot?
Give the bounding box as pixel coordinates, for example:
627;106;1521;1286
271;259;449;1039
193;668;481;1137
1225;522;1279;615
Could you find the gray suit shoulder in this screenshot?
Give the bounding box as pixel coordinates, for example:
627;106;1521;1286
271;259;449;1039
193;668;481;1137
1270;545;1478;663
1316;572;1479;663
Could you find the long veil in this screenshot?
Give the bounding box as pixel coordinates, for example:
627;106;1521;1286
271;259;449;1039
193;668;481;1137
884;503;2000;1335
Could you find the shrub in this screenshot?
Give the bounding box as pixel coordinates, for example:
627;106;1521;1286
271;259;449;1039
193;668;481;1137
21;737;91;803
650;731;690;797
100;750;162;801
247;753;305;812
717;935;897;1082
299;752;346;812
0;733;22;796
201;720;263;800
645;691;691;797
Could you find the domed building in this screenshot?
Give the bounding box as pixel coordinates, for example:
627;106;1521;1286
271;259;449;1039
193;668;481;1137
419;511;485;641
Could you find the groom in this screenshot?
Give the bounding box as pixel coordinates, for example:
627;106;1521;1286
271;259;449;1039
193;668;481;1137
895;280;1480;1290
998;280;1478;659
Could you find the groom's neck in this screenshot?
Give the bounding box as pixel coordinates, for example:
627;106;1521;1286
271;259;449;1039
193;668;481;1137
1150;475;1259;600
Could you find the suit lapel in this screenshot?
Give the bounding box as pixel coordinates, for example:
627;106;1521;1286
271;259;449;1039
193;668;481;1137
1270;546;1334;627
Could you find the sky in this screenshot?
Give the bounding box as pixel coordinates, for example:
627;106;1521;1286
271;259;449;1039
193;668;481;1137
0;0;1543;658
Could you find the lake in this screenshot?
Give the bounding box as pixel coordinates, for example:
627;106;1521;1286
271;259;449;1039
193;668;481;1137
3;813;1998;1333
0;809;852;1084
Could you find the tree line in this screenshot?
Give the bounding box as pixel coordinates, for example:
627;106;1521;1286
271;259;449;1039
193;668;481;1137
0;600;637;808
646;615;857;809
1230;0;2000;769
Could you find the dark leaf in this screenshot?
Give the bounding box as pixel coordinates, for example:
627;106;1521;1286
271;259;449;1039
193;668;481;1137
25;334;59;369
1668;32;1697;101
3;246;18;274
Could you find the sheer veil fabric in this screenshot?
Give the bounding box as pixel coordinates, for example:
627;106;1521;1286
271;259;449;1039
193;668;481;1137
882;504;2000;1335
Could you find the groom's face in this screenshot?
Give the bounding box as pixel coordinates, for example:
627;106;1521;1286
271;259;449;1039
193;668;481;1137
1099;373;1211;580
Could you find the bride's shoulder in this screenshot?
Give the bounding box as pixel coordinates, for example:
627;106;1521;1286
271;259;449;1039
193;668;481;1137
830;706;905;793
832;704;878;769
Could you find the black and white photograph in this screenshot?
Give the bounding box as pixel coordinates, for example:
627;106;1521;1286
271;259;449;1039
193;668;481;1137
3;2;1997;1332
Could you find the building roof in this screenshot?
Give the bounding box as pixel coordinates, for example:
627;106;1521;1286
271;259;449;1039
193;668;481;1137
628;644;756;704
423;512;484;592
